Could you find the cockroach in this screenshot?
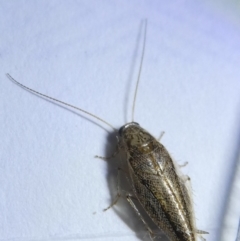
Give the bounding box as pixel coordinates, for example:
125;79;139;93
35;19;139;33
7;20;208;241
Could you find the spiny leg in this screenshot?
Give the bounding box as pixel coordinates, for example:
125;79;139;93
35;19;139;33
97;144;121;210
178;162;189;182
196;229;209;241
103;167;122;211
196;229;209;234
95;137;122;160
103;167;131;211
126;194;156;241
95;148;119;160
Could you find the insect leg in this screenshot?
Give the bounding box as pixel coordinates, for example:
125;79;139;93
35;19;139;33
179;161;188;168
198;235;206;241
196;229;209;234
196;229;209;241
181;175;191;183
126;194;156;241
103;167;121;211
157;131;165;142
95;146;120;160
103;167;130;211
95;137;123;160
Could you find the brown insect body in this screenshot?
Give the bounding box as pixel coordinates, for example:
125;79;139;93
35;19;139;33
119;122;197;241
7;21;208;241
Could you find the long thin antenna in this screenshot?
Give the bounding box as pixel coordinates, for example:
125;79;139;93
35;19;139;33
131;19;147;122
6;73;117;131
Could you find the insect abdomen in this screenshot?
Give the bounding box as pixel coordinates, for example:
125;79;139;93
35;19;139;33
121;124;196;241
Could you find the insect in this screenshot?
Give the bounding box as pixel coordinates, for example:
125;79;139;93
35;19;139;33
7;21;208;241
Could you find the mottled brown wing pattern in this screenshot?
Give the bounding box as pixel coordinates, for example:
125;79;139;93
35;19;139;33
127;140;196;241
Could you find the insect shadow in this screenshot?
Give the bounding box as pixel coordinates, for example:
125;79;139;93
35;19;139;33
102;130;169;241
99;20;169;240
7;19;207;241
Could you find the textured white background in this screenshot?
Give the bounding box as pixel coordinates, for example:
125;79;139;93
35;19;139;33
1;1;240;241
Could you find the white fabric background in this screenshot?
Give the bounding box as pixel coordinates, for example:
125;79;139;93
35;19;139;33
1;1;240;241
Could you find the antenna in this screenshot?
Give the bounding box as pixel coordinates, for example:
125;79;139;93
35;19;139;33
131;19;147;122
6;73;117;131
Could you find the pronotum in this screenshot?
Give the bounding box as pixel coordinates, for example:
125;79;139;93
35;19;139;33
7;21;208;241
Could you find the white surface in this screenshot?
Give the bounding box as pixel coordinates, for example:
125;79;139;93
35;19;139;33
220;152;240;241
1;1;240;241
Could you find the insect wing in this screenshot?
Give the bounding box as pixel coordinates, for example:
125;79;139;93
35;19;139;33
123;125;196;241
